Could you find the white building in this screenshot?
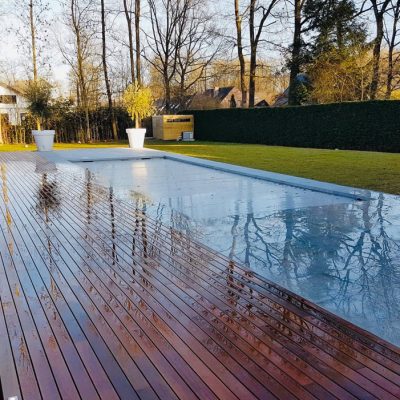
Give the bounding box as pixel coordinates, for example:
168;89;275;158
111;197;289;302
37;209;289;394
0;82;29;126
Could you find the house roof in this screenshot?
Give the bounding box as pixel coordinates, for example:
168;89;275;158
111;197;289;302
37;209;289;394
273;92;288;107
203;86;235;102
0;82;24;96
255;99;269;107
272;73;310;107
154;94;195;113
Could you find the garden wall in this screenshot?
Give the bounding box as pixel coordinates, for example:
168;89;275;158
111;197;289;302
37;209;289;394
184;101;400;152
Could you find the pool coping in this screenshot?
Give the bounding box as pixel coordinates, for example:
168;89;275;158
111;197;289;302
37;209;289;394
38;147;373;201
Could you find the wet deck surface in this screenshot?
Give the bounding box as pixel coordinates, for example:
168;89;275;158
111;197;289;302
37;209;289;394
1;152;400;400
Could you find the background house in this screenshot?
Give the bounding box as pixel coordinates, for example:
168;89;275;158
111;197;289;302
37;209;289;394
200;86;243;107
0;83;28;126
153;86;269;113
272;74;311;107
192;86;268;109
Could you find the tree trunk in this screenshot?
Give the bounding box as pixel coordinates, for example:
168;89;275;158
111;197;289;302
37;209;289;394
288;0;302;105
135;0;142;86
386;47;394;99
101;0;118;141
76;81;81;106
249;0;256;108
135;112;140;128
71;0;90;141
123;0;135;84
234;0;246;107
249;48;257;107
164;72;171;113
370;15;384;100
336;21;344;51
0;116;3;145
29;0;38;81
84;106;90;142
385;1;400;99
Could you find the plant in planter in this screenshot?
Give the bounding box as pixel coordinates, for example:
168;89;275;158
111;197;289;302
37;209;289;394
123;82;154;149
24;79;55;151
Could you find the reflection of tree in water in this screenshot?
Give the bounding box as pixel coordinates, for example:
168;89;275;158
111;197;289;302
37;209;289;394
343;195;400;337
79;165;400;343
37;173;61;218
127;188;201;242
225;196;400;344
36;173;61;271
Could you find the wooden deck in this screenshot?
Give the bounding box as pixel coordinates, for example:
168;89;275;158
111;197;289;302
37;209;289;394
0;152;400;400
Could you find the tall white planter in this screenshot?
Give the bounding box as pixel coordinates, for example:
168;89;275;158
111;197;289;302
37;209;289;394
126;128;146;149
33;130;55;151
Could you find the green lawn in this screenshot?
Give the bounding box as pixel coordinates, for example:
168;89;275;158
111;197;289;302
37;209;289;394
2;140;400;194
145;141;400;194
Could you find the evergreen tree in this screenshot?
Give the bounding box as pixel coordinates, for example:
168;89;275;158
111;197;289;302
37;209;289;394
304;0;367;59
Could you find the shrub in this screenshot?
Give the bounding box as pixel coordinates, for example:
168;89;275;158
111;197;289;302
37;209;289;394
123;83;154;128
24;79;53;130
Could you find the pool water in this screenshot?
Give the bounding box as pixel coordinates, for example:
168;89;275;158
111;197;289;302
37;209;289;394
76;158;400;346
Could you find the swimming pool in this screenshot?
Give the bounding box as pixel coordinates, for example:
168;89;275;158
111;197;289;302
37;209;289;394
75;156;400;345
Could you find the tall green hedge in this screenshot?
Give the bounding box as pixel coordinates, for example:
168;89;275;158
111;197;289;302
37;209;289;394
184;101;400;152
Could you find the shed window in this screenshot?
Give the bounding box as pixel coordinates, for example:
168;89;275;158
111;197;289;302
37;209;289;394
166;118;191;123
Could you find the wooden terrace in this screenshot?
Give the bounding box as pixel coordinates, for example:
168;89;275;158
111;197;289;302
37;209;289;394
0;152;400;400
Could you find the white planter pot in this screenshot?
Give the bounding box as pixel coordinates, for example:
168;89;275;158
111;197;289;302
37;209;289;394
126;128;146;149
33;130;55;152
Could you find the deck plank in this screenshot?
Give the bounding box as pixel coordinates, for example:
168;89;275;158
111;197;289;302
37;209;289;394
0;283;22;400
14;157;316;400
0;194;63;400
0;191;116;400
41;171;387;399
1;152;400;400
2;176;159;400
8;160;250;400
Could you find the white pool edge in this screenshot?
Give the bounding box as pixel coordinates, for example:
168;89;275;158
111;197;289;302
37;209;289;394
38;147;373;201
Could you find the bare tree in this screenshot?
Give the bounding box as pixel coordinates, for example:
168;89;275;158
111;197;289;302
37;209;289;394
369;0;392;99
71;0;91;141
248;0;280;107
174;2;223;103
288;0;303;105
123;0;136;84
122;0;142;87
7;0;50;80
384;0;400;98
29;0;38;81
145;0;192;112
59;0;99;141
234;0;247;107
135;0;142;85
100;0;118;140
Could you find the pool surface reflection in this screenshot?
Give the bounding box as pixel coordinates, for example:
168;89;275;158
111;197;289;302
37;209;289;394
76;158;400;346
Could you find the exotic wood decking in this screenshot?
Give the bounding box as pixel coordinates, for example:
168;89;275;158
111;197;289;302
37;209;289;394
0;152;400;400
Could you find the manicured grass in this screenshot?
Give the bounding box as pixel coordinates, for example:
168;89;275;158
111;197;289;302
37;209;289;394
2;140;400;194
145;141;400;194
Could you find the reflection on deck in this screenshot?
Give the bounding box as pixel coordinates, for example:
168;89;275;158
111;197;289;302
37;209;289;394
1;152;400;400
